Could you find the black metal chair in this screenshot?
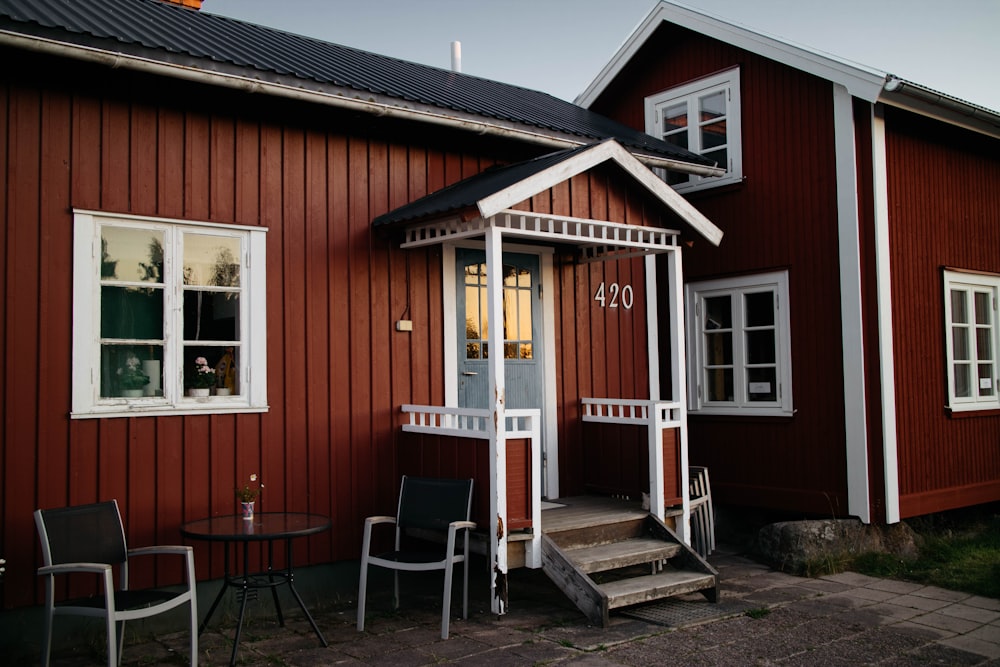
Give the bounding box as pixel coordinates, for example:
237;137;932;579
357;476;476;639
34;500;198;666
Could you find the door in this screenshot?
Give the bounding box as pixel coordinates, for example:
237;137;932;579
456;249;542;414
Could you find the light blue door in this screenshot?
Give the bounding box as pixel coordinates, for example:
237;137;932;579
456;249;542;413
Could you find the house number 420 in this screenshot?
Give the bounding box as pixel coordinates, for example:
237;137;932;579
594;282;633;309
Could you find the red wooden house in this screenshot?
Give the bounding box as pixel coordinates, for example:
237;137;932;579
0;0;724;626
578;1;1000;525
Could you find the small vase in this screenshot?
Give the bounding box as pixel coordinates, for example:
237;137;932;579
121;388;144;398
214;387;231;396
189;387;211;397
240;501;255;519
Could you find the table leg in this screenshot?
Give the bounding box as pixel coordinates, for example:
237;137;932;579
198;540;230;634
229;541;251;666
285;539;328;646
267;539;285;626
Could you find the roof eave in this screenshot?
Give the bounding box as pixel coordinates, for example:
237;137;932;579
0;26;724;176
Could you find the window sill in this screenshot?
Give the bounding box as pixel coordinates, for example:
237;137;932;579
945;406;1000;419
71;402;269;419
689;408;795;421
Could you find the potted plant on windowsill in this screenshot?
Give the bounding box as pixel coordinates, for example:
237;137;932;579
117;354;150;397
188;357;216;397
236;473;262;519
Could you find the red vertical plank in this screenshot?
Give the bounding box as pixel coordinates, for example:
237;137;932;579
210;115;236;222
71;97;101;210
130;103;157;214
101;99;130;212
348;137;373;523
157;110;185;219
4;85;42;607
156;416;185;585
36;89;73;514
234;118;260;226
282;128;308;519
184;112;210;220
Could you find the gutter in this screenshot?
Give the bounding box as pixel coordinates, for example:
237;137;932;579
0;29;725;178
882;76;1000;138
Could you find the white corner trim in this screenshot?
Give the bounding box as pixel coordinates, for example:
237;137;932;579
833;84;871;524
872;105;900;524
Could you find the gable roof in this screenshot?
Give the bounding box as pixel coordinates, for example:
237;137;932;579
374;139;724;247
577;1;1000;140
0;0;723;175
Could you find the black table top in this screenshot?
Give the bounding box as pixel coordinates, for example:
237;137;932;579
180;512;331;542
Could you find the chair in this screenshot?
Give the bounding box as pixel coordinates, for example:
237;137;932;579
357;476;476;639
689;466;716;558
34;500;198;667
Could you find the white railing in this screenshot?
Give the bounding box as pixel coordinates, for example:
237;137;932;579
401;405;491;438
399;404;544;611
581;397;684;526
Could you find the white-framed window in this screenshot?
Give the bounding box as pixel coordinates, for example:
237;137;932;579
644;67;742;192
685;271;792;416
71;210;268;418
943;270;1000;412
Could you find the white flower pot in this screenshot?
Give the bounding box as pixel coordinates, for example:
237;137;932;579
188;388;211;397
121;389;144;398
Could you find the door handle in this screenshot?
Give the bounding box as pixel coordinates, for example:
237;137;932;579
462;371;478;376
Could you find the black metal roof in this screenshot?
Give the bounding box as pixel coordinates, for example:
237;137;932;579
0;0;715;168
373;143;595;228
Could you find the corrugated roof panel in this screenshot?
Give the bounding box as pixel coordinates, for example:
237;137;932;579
0;0;715;166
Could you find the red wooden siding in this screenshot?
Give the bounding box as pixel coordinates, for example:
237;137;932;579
591;24;850;515
1;53;675;609
882;107;1000;517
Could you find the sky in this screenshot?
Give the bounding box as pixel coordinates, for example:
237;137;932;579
201;0;1000;113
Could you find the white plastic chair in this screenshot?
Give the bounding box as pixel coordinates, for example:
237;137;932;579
689;466;716;558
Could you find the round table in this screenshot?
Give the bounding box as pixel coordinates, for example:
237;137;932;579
180;512;330;666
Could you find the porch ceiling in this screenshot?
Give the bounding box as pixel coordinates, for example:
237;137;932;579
373;139;724;250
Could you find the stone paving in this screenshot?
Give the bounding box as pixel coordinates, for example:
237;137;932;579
43;548;1000;666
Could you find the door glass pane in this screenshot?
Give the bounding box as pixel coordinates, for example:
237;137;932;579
183;234;241;287
100;226;164;283
747;367;777;401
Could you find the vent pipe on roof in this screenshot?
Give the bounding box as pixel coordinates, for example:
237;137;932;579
451;41;461;73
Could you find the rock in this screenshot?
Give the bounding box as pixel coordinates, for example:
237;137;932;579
756;519;918;574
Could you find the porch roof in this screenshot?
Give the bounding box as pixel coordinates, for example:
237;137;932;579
373;139;724;248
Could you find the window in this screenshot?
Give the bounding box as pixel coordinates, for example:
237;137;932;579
685;271;792;415
645;68;742;192
72;210;268;418
943;270;1000;412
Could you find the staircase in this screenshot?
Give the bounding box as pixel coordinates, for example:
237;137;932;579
541;497;718;627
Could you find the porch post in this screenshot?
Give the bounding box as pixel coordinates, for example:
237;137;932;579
666;248;691;543
645;254;666;522
485;224;509;615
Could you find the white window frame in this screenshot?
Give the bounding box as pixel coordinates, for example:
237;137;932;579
644;67;743;192
943;269;1000;413
685;271;793;416
71;210;268;418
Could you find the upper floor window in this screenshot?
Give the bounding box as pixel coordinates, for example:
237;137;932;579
72;210;268;418
686;271;792;416
943;270;1000;412
645;67;742;192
